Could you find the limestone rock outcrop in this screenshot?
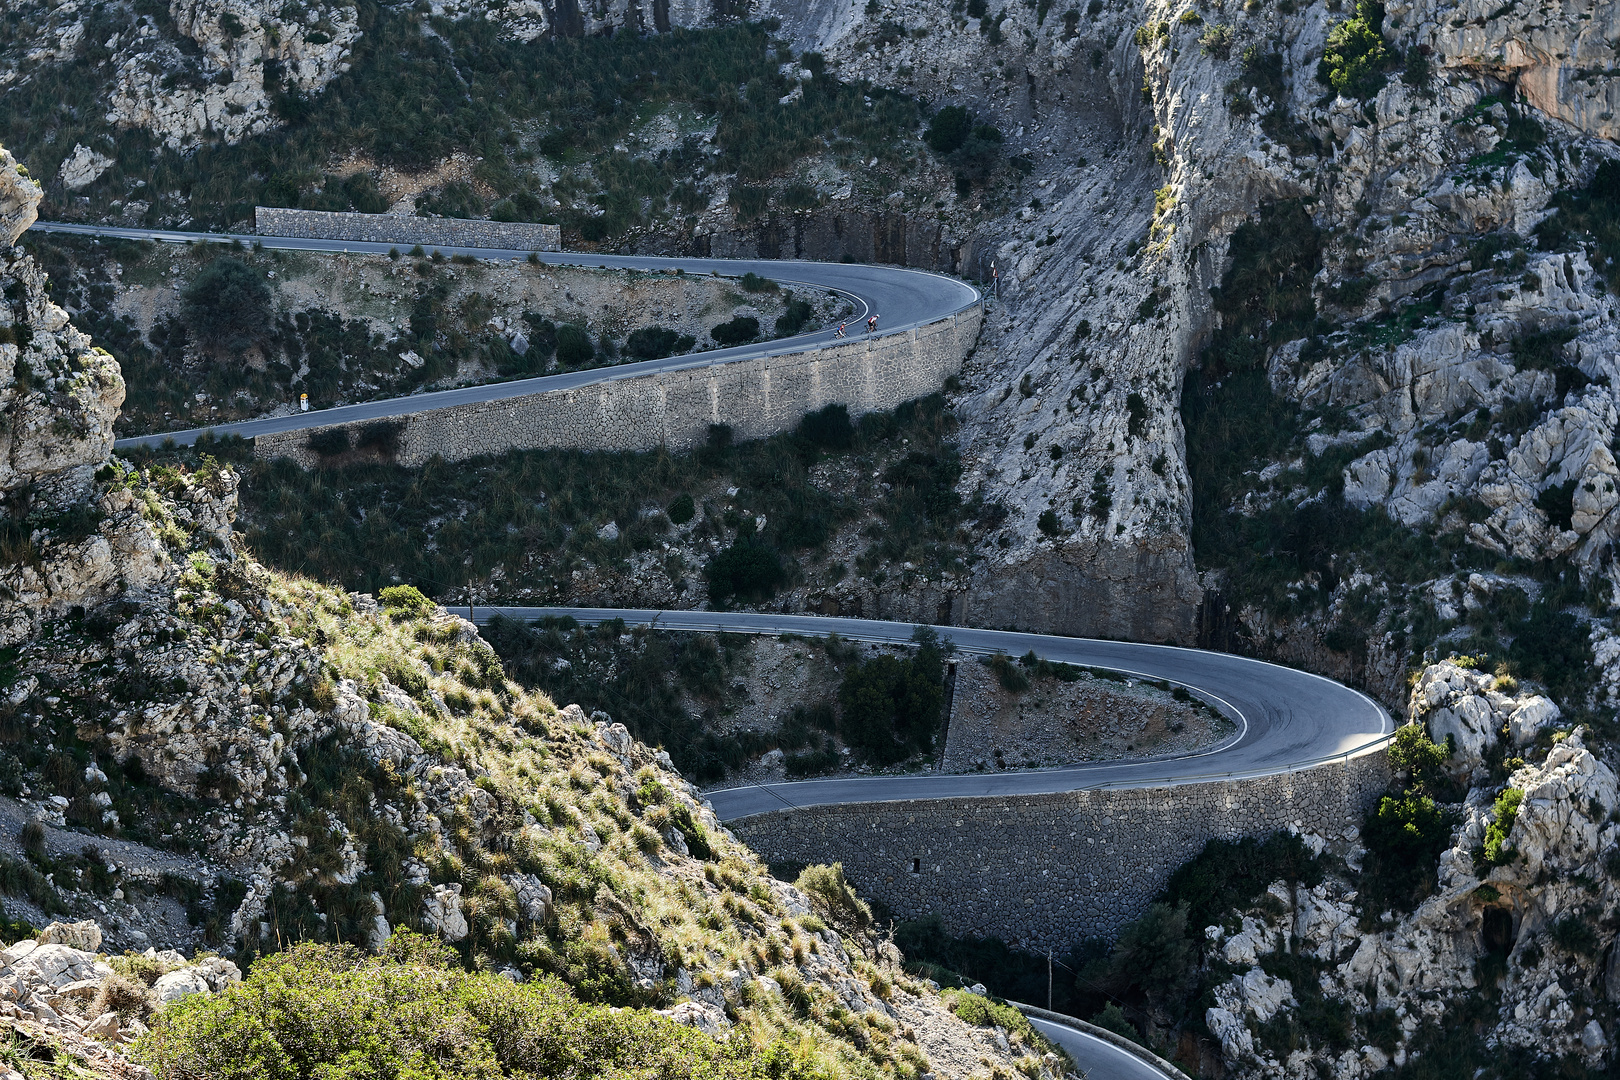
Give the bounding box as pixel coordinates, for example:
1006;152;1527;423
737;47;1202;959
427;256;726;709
1410;659;1562;778
1205;656;1620;1079
104;0;361;151
0;143;185;644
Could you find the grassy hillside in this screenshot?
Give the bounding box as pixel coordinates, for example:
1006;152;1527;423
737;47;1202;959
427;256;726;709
7;457;1056;1080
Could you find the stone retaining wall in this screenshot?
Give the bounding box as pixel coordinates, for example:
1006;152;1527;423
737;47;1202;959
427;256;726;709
728;751;1391;951
254;207;561;251
256;306;981;466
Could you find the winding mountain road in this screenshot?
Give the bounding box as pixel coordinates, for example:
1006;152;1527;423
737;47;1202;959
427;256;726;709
27;221;981;450
470;607;1395;821
35;220;1390;1080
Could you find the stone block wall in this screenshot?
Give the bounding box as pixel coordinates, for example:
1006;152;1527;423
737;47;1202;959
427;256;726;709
729;751;1391;951
254;207;562;251
256;306;981;466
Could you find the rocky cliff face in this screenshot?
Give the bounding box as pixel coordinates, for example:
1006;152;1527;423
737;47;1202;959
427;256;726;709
5;0;734;160
1202;661;1619;1078
0;146;180;645
770;0;1620;642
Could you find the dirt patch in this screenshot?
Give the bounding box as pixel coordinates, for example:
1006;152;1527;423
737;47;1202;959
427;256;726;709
940;661;1235;772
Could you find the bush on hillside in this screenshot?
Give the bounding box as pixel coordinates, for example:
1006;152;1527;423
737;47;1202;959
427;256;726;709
796;863;872;932
1090;1003;1142;1044
181;258;272;354
133;935;823;1080
666;493;696;525
1317;0;1392;100
797;404;854;450
705;537;786;604
625;325;695;360
1360;791;1451;910
711;316;760;346
1483;787;1522;865
1387;724;1448;796
925;106;972;153
378;584;433;617
774;299;815;338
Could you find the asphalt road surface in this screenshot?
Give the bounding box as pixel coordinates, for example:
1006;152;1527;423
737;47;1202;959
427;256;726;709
28;221;980;450
469;607;1394;822
1025;1014;1183;1080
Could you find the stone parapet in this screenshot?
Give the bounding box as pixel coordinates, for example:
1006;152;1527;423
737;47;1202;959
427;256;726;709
254;207;561;251
729;750;1391;951
256;306;981;466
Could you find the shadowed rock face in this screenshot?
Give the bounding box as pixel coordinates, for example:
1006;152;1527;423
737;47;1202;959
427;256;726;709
960;537;1202;644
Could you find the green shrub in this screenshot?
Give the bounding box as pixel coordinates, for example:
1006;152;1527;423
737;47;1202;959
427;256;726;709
134;936;823;1080
740;272;778;293
521;314;559;361
1537;159;1620;284
1483;787;1522;865
774;299;815;338
797;404;854;450
1361;792;1450;910
1388;724;1447;794
1506;603;1594;702
555;324;595;367
711;316;760;346
354;421;404;457
1318;0;1392;100
1098;902;1195;1004
983;652;1029;693
378;585;433;617
728;185;770;219
1550;913;1601;957
1089;1003;1141;1044
624;326;694;360
1036;509;1062;536
181;258;272;354
925;106;972;153
306;428;351;457
1160;832;1322;934
1204;200;1322;373
1534;478;1578;531
943;990;1040;1045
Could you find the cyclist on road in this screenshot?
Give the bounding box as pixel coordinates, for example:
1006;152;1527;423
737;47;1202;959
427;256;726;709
835;322;846;338
866;315;878;334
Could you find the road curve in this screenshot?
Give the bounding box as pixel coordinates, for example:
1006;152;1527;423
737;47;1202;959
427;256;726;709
28;221;981;450
469;607;1394;822
1019;1010;1189;1080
